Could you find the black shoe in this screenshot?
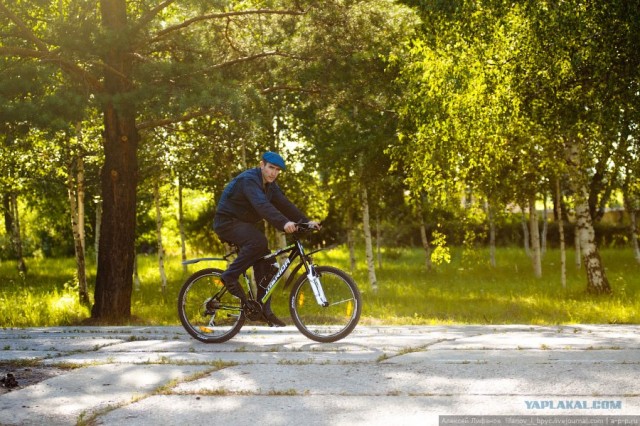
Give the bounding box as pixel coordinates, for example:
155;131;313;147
263;312;286;327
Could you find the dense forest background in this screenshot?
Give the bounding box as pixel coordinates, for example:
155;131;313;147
1;0;639;322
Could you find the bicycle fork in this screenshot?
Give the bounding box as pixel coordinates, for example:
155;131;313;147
306;265;329;307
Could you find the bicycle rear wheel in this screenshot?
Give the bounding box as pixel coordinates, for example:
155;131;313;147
289;266;361;343
178;268;245;343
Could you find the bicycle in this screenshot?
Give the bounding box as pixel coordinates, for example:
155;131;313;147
177;223;362;343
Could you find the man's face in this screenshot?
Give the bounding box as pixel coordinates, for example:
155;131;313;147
260;161;281;184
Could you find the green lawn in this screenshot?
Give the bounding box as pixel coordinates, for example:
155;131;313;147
1;246;638;327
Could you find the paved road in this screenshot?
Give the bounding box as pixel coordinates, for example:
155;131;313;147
1;325;639;425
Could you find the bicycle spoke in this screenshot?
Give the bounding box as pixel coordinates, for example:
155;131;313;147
178;268;245;343
290;266;361;343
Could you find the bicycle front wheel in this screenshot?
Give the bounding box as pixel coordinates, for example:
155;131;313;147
178;268;245;343
289;266;361;343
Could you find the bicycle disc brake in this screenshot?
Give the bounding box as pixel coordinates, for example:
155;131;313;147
244;300;263;321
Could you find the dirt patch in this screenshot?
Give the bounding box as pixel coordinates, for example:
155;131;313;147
0;363;68;395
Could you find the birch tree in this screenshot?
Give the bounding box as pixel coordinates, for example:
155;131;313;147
396;0;638;293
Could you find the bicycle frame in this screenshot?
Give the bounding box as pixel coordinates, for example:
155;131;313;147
182;232;329;307
257;236;327;306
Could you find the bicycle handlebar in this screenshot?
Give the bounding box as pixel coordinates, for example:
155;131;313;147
295;221;321;233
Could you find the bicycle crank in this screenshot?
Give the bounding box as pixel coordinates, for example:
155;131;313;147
243;300;264;321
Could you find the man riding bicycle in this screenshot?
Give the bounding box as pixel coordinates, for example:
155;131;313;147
213;151;321;327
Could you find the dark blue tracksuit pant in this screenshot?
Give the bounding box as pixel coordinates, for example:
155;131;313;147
213;219;271;304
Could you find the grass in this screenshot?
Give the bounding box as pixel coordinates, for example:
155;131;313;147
0;246;638;327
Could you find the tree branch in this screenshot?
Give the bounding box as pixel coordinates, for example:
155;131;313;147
261;85;321;95
209;50;283;69
133;0;178;35
0;47;104;92
0;1;49;52
137;108;222;130
0;3;104;92
149;8;307;43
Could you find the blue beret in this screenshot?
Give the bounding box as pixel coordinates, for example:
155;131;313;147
262;151;286;170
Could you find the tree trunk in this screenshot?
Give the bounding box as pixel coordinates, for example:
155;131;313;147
133;252;141;292
67;156;90;306
417;202;433;270
541;195;548;257
92;0;139;321
178;177;187;274
631;209;640;264
3;193;27;274
487;200;496;267
529;195;542;278
94;197;102;263
346;213;357;274
76;124;89;304
154;181;167;298
566;139;611;294
556;179;566;289
8;193;27;274
574;224;581;268
376;212;382;269
362;188;377;292
521;209;531;257
623;190;640;265
276;230;289;279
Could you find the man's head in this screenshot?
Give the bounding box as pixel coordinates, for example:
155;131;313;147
261;151;286;170
260;151;286;184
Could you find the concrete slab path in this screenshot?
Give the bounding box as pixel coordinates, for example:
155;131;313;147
1;325;639;425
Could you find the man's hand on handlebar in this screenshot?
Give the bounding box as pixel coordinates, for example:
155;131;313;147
284;221;298;233
284;221;322;233
307;221;322;230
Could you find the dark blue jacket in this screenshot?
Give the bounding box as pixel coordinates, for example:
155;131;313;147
214;167;308;231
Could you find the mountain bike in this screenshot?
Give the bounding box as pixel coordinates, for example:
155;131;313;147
177;223;362;343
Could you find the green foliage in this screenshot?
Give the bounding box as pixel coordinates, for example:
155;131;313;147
2;246;638;327
429;230;450;266
347;246;640;325
0;259;91;326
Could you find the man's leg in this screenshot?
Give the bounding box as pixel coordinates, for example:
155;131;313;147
214;222;268;304
253;259;286;327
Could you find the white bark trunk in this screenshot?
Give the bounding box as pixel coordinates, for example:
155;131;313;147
94;197;102;263
9;194;27;273
276;230;289;279
574;225;581;268
630;209;640;264
529;196;542;278
417;202;433;270
362;188;377;292
347;214;357;273
623;191;640;264
521;210;531;257
154;182;167;296
67;155;89;305
556;179;566;288
376;213;382;269
178;179;187;274
566;140;611;293
541;195;548;257
487;200;496;267
133;253;141;291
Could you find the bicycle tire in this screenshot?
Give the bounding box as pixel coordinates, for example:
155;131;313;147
289;265;361;343
178;268;245;343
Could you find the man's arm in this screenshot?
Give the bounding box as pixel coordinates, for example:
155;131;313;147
269;185;308;223
241;178;292;230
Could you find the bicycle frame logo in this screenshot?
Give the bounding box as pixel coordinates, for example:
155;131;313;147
261;258;291;302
